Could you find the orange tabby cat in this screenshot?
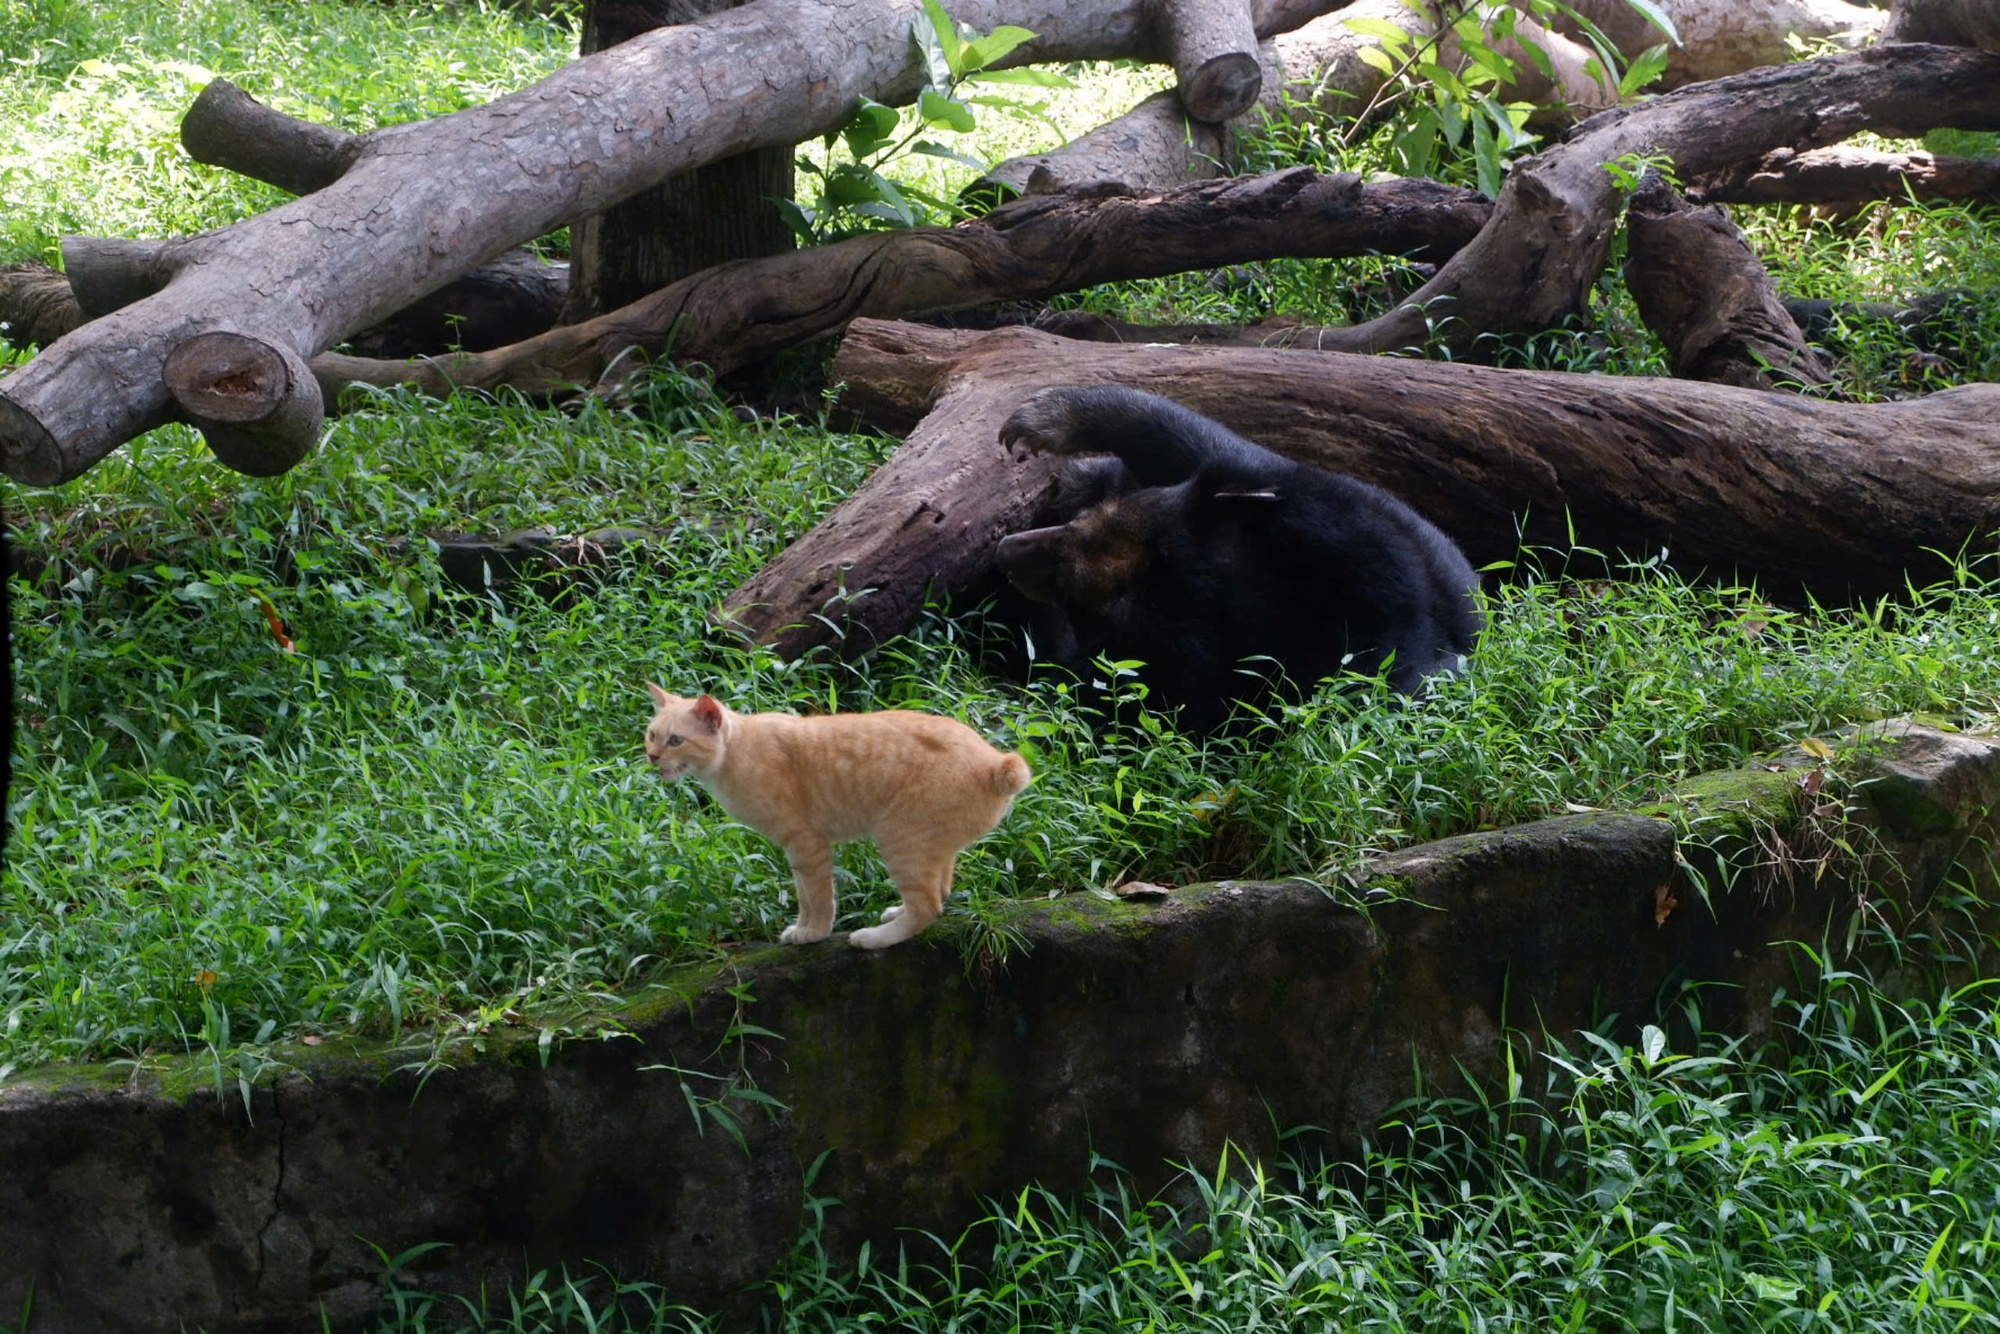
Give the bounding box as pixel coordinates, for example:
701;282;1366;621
644;685;1032;949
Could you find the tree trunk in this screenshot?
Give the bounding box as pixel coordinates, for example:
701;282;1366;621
719;319;2000;658
561;0;796;324
0;0;1240;487
304;170;1490;399
1621;174;1834;391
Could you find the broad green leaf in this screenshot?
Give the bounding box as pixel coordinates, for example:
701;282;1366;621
840;99;902;159
919;89;977;133
1471;108;1502;197
967;66;1075;88
1343;16;1415;44
962;25;1037;71
1619;43;1671;96
1355;44;1397;76
912;139;991;173
914;0;957;88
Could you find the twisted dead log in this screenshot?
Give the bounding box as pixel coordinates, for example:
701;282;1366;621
719;320;2000;659
303;170;1491;399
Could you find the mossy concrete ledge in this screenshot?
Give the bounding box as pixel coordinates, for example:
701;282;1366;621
3;721;1997;1332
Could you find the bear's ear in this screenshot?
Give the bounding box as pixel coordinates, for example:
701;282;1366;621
692;694;727;732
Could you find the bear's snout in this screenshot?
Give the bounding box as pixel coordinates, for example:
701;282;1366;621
996;527;1068;602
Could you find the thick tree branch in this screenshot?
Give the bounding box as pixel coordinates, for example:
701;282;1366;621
1621;175;1834;392
1693;146;2000;206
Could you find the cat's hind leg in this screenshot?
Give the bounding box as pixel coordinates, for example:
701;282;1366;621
878;857;957;923
849;850;950;950
778;837;836;945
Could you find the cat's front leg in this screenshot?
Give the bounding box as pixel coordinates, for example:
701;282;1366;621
778;837;836;945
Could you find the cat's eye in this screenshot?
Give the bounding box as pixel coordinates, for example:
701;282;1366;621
666;735;684;747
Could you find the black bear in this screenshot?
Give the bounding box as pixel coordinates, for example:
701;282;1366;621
994;385;1480;731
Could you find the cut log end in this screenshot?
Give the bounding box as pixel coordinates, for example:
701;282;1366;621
162;330;324;476
1179;51;1264;123
0;393;65;487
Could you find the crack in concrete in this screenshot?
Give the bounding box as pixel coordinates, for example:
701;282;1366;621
253;1080;286;1293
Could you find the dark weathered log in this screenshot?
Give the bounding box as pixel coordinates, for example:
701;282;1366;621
1884;0;2000;49
1165;0;1264;123
305;170;1492;399
179;76;363;196
1693;146;2000;206
161;331;323;476
0;0;1272;486
720;320;2000;658
0;264;81;350
1622;175;1834;392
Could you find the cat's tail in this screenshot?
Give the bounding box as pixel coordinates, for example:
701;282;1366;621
991;752;1033;797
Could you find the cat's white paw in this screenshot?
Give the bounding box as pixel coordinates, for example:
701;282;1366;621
780;923;830;945
848;924;900;950
879;904;904;922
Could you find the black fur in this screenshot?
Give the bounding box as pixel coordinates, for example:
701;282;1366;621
995;385;1480;731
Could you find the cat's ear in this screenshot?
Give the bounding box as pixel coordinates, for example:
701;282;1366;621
646;682;672;709
692;695;726;732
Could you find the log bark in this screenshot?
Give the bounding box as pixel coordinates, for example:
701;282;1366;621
1621;175;1834;392
1884;0;2000;49
304;170;1491;399
561;0;796;323
0;264;81;351
977;0;1884;198
1165;0;1264;123
0;0;1253;487
1693;146;2000;206
177;79;572;356
720;320;2000;658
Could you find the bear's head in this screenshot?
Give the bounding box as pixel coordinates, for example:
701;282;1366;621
996;487;1170;611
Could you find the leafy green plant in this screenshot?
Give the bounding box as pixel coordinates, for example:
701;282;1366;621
781;0;1071;241
1342;0;1678;196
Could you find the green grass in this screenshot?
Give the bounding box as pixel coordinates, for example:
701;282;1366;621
6;1;2000;1329
6;0;2000;1077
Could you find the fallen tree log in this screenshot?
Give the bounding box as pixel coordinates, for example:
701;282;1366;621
719;320;2000;659
975;0;1883;198
303;169;1491;399
1072;45;2000;361
0;0;1323;487
1693;145;2000;206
